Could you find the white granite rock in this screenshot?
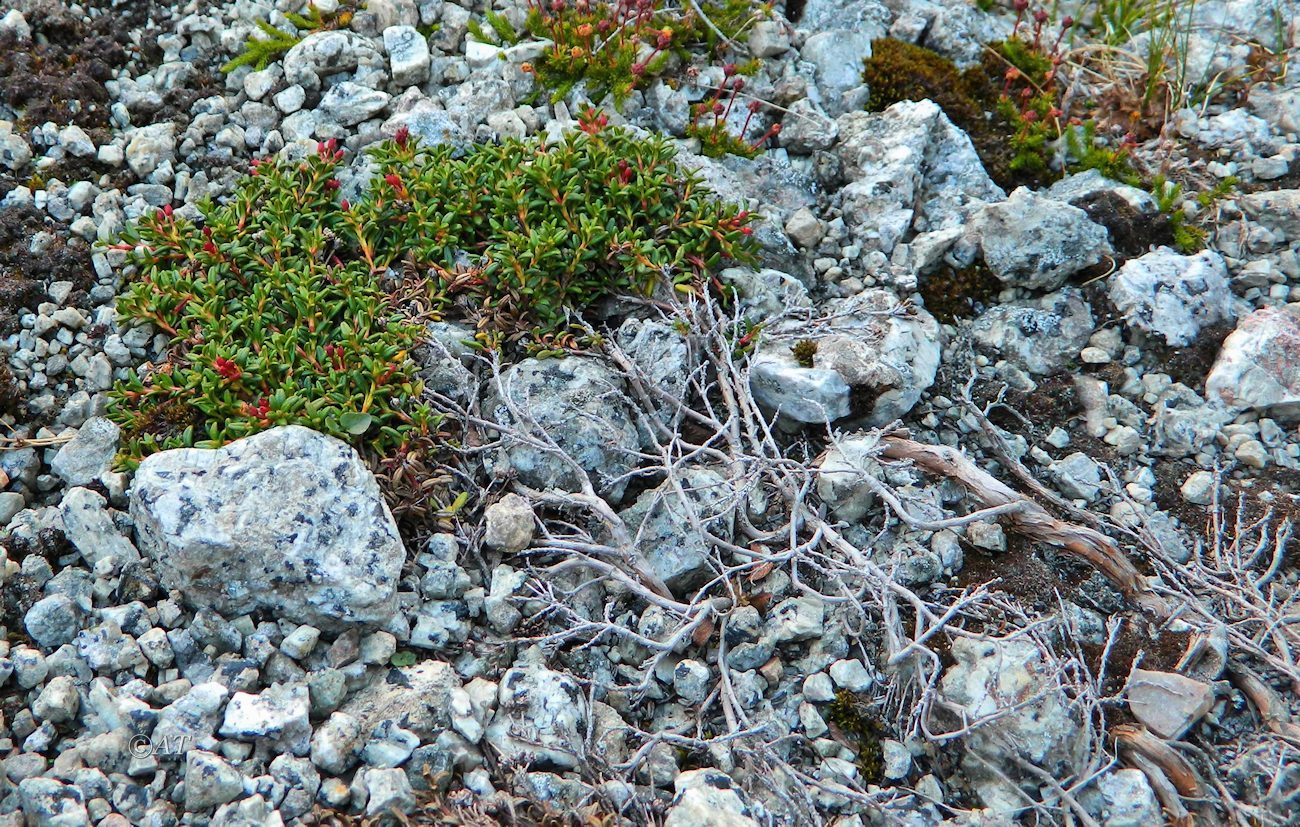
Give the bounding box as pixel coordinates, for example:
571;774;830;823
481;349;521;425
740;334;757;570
1109;247;1239;346
1207;304;1300;418
129;426;405;628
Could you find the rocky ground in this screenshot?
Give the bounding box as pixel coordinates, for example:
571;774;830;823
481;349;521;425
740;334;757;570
2;0;1300;825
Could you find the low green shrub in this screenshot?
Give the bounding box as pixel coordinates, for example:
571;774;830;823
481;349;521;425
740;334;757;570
109;141;436;466
349;115;757;351
109;120;755;463
473;0;763;109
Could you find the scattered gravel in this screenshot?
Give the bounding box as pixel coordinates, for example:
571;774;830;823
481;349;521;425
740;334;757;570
3;0;1300;824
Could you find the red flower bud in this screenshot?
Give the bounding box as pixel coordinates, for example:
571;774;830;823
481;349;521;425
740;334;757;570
214;357;242;381
162;204;173;218
740;227;753;235
385;173;402;189
630;62;646;76
326;179;340;190
395;125;410;147
203;240;218;256
723;63;737;77
1033;9;1048;23
1062;15;1074;27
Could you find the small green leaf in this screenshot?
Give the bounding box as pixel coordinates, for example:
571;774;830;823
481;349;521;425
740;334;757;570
339;412;374;434
390;651;417;668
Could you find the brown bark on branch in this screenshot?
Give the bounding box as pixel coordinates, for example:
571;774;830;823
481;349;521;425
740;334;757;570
879;436;1169;616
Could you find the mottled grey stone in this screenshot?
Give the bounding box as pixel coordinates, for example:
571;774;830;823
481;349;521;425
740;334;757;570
483;357;640;503
129;426;405;629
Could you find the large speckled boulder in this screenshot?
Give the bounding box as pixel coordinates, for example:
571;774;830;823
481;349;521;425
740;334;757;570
664;769;761;827
970;288;1095;375
1109;247;1239;346
836;101;1005;257
814;291;943;425
750;290;941;426
961;187;1111;291
129;426;405;629
619;466;733;597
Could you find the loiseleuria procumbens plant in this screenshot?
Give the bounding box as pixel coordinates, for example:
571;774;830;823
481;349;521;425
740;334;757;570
109;116;756;464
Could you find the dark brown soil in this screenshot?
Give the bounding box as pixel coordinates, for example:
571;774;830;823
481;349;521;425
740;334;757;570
1082;619;1192;703
0;204;96;333
956;535;1191;716
0;362;20;415
0;1;131;132
1074;189;1176;259
957;536;1073;610
919;262;1003;324
1143;323;1233;392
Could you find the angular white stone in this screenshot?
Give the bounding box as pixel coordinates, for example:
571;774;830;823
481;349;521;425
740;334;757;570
1207;304;1300;418
1126;668;1214;739
384;25;430;87
129;426;405;628
1109;247;1239;346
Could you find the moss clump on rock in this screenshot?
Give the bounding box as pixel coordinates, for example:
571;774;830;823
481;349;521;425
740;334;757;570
827;689;887;785
863;37;1060;190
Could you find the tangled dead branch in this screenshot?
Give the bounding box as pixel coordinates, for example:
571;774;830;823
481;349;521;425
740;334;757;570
426;286;1298;823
